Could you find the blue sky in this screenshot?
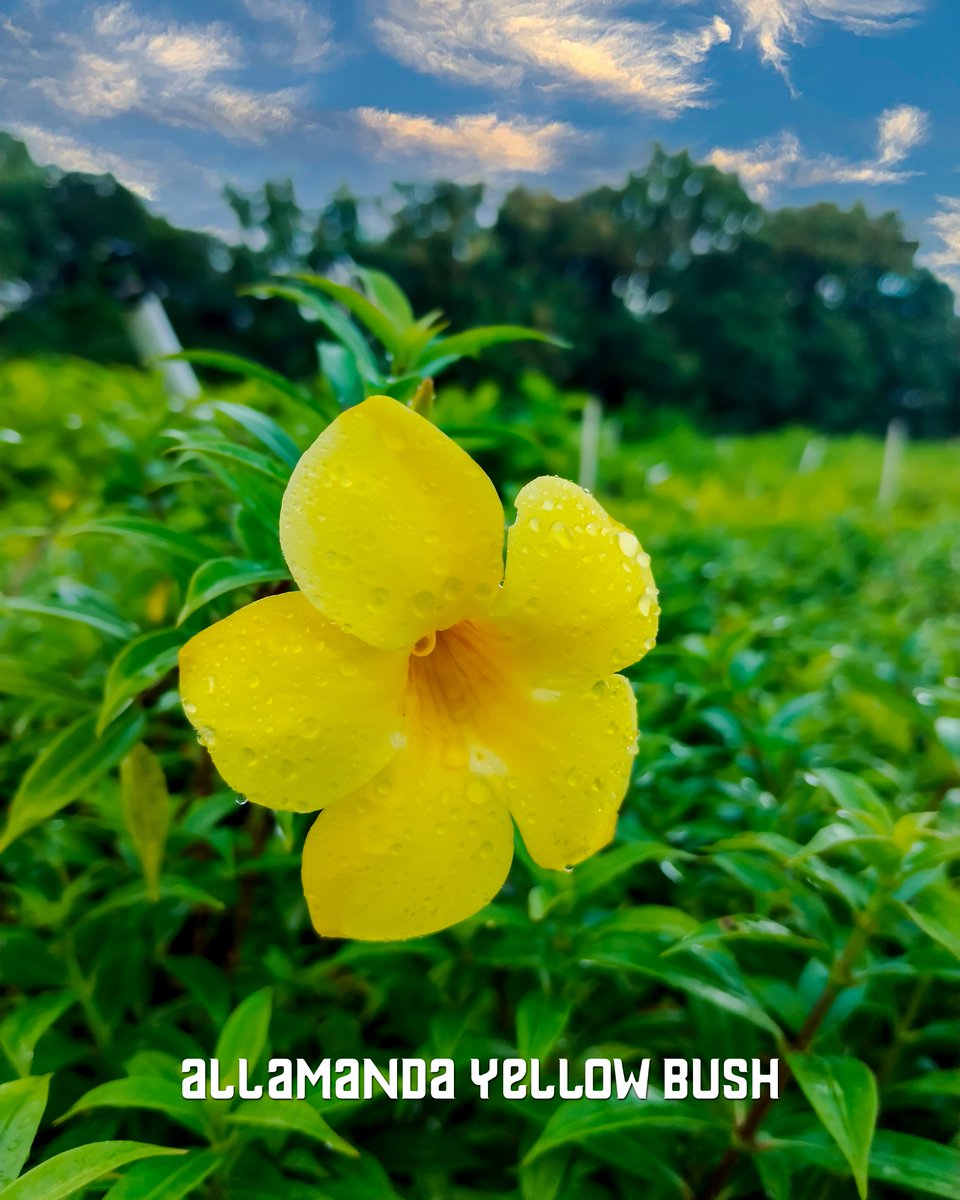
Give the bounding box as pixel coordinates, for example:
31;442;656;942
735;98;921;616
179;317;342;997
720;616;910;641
1;0;957;289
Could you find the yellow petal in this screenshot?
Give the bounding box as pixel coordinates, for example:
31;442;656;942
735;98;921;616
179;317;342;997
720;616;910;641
300;742;514;940
502;673;637;870
280;396;505;650
495;476;659;686
179;593;408;812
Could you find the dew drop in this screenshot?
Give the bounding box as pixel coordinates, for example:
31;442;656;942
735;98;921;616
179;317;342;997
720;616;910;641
550;521;573;549
617;530;639;557
412;590;436;616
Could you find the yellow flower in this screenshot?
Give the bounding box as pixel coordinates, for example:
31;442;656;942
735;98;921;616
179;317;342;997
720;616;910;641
179;396;659;940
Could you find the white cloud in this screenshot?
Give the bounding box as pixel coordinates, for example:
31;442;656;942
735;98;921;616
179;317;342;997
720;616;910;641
241;0;333;69
373;0;732;115
708;104;929;200
33;2;295;142
731;0;924;82
9;122;159;197
926;197;960;293
354;108;576;174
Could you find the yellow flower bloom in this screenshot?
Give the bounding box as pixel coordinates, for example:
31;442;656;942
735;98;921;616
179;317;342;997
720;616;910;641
179;396;659;941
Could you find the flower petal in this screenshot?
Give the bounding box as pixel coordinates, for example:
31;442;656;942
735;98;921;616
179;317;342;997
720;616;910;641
502;673;637;870
300;744;514;940
495;476;659;686
280;396;505;649
179;593;408;812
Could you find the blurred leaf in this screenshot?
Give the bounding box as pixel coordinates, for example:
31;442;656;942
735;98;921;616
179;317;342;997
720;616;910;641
167;434;290;484
662;915;824;957
214;989;272;1096
161;349;315;408
286;273;402;356
516;993;572;1060
120;744;170;900
98;629;187;733
811;768;894;835
0;660;88;707
526;1096;718;1162
899;883;960;960
0;1141;182;1200
0;709;145;852
58;1078;210;1138
0;995;73;1078
0;595;136;641
0;1076;49;1186
413;325;569;372
178;558;289;624
63;517;213;563
318;342;364;408
212;401;302;468
769;1129;960;1198
787;1052;877;1199
228;1099;358;1157
99;1150;221;1200
353;267;414;330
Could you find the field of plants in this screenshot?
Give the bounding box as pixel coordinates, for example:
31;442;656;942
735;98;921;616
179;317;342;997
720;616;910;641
0;277;958;1200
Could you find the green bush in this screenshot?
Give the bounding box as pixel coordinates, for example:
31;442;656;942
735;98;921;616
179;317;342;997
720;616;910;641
1;334;958;1198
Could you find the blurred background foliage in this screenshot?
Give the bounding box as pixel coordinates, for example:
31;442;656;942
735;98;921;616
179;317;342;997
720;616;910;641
1;131;958;436
1;141;959;1200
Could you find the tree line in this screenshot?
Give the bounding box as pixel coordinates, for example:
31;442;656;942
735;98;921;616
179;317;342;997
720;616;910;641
1;133;957;435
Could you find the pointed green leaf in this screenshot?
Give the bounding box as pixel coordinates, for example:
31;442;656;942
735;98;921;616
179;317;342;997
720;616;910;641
516;993;572;1061
160;350;314;408
0;1076;50;1186
57;1078;210;1138
787;1053;878;1200
212;401;301;468
99;629;187;733
178;559;289;624
353;267;414;330
214;989;272;1096
0;995;74;1078
413;324;569;372
228;1099;357;1157
286;273;402;355
900;883;960;960
100;1150;221;1200
63;517;213;564
0;709;145;852
0;596;136;641
0;1141;182;1200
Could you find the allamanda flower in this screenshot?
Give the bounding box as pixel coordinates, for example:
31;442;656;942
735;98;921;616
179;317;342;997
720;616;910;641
179;396;659;940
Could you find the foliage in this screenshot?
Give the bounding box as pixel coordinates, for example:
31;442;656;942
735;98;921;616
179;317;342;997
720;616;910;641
2;133;958;436
0;271;958;1199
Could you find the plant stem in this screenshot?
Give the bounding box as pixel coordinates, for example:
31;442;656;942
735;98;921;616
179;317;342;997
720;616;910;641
700;894;883;1200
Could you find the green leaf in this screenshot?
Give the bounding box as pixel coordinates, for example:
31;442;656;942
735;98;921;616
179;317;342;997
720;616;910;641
120;744;170;900
160;350;315;408
178;559;289;624
57;1078;210;1139
572;841;689;898
811;768;893;836
353;267;414;330
99;629;187;733
228;1099;357;1157
63;517;213;564
900;883;960;960
286;273;402;356
413;324;568;372
214;989;272;1096
516;993;572;1060
0;660;88;707
317;342;364;408
166;434;290;485
586;947;781;1036
0;1141;182;1200
0;709;145;852
100;1150;220;1200
525;1096;718;1162
245;283;382;381
0;995;73;1078
0;1076;49;1186
663;915;824;957
213;401;301;468
0;596;137;641
769;1129;960;1198
787;1052;878;1199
